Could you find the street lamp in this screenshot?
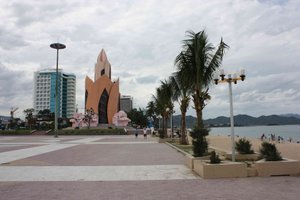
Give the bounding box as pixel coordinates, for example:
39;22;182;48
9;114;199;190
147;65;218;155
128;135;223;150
214;68;246;161
50;43;66;138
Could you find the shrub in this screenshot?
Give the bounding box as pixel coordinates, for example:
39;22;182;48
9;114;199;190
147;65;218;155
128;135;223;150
0;130;32;135
259;142;282;161
235;138;254;154
158;130;165;139
48;128;126;135
210;150;221;164
190;127;209;157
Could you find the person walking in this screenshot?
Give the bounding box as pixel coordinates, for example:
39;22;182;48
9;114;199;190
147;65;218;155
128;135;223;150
143;127;147;139
135;126;138;138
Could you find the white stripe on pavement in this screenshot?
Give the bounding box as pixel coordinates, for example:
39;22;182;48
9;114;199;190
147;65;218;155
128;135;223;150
0;165;199;181
90;141;157;144
0;144;77;164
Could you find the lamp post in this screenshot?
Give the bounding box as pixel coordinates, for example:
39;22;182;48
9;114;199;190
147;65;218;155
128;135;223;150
50;43;66;138
214;68;246;161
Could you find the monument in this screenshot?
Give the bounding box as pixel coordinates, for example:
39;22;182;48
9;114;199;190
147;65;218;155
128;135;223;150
85;49;120;124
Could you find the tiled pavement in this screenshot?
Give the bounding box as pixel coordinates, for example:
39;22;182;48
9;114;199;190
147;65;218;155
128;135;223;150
0;135;300;200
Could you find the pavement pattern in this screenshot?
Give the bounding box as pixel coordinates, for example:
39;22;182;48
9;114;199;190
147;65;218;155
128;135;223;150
0;135;300;200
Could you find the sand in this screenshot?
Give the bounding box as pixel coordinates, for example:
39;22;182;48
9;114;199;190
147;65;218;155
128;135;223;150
207;135;300;161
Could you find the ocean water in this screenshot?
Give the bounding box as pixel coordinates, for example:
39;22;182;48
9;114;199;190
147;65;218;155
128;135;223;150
209;125;300;140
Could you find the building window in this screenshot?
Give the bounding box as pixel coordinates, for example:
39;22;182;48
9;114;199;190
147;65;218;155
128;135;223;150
101;69;105;76
98;89;109;124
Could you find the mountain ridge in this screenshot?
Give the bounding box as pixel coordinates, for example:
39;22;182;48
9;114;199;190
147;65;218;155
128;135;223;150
172;114;300;128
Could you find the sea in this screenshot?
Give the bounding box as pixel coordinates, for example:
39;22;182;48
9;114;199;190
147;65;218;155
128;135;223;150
209;125;300;141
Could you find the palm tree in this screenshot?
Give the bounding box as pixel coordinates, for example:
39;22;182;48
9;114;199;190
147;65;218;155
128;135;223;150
175;30;228;128
146;100;158;129
169;71;191;145
146;101;156;118
23;108;35;129
153;80;174;138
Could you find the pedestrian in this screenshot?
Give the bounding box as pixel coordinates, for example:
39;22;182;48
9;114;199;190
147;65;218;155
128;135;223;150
277;135;281;143
143;127;147;139
135;126;138;138
261;133;265;141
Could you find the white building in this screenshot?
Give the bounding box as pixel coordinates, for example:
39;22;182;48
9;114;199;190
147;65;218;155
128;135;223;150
120;95;133;113
33;69;76;118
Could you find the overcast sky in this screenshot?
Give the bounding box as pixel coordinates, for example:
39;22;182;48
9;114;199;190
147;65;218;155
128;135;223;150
0;0;299;120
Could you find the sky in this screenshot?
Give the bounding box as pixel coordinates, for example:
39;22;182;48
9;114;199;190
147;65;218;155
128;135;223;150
0;0;300;120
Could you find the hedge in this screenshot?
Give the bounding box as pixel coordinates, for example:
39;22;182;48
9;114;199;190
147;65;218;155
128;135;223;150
0;130;32;135
49;128;126;135
0;128;126;135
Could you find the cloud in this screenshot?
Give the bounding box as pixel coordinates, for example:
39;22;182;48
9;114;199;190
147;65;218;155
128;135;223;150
136;75;159;84
0;0;299;119
0;63;33;117
0;28;28;50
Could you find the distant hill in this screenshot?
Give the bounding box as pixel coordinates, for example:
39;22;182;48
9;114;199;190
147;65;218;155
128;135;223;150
280;114;300;119
172;114;300;128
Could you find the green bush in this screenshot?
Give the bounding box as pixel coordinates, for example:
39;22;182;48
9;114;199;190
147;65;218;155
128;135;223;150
259;142;282;161
0;130;32;135
158;130;164;139
48;128;126;135
190;127;209;157
210;150;221;164
235;138;254;154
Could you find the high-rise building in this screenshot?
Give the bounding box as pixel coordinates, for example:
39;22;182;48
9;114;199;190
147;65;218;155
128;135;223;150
33;69;76;118
85;49;120;124
120;95;133;113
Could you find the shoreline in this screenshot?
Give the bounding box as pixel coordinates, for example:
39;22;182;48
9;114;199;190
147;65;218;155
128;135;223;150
207;135;300;161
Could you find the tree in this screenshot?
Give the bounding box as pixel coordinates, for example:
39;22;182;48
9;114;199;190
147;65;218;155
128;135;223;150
83;108;95;129
23;108;35;129
175;30;228;128
175;30;228;156
127;108;147;128
170;73;191;145
153;80;174;138
146;100;159;128
36;109;54;130
37;109;54;120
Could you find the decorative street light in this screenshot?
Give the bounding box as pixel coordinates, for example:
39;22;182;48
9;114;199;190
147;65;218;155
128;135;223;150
214;68;246;161
50;43;66;138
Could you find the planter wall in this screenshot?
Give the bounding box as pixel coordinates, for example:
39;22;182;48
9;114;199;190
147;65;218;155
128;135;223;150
225;153;260;161
255;159;300;177
185;154;210;170
193;160;247;179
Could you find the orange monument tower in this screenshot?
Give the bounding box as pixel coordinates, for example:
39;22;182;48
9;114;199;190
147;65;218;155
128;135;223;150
85;49;120;124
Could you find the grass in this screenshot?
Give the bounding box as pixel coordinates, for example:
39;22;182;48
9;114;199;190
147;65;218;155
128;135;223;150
168;140;193;155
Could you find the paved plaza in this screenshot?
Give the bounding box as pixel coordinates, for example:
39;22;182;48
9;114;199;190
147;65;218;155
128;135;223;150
0;135;300;199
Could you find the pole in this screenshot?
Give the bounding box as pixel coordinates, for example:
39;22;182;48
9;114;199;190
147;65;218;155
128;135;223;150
228;81;235;161
55;49;59;138
170;112;173;139
50;43;65;138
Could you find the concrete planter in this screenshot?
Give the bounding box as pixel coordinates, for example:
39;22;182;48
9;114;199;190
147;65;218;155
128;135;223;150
225;153;260;161
193;160;247;179
185;154;210;170
254;159;300;177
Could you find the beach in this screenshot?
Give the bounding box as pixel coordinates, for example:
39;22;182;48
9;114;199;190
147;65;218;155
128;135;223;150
207;135;300;161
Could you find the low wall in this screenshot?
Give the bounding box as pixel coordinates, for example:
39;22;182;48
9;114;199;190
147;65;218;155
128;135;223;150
185;155;210;170
225;153;260;161
193;160;247;179
255;159;300;176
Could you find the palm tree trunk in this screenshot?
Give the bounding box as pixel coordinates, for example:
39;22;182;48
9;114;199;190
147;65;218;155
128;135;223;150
180;111;188;145
194;91;204;128
164;116;168;138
